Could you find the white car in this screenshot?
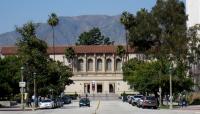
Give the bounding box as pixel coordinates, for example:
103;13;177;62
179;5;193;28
39;99;55;109
131;95;143;106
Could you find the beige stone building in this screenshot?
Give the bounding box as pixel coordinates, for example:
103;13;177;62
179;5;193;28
1;45;139;95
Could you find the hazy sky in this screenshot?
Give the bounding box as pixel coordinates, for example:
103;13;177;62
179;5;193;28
0;0;185;34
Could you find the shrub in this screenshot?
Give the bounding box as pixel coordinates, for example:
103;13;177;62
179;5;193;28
191;98;200;105
188;92;200;105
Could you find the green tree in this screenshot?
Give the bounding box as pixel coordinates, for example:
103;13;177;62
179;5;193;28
16;22;49;97
123;59;193;96
47;13;59;60
65;47;75;71
16;22;73;98
65;47;75;62
43;60;73;97
120;11;135;60
116;45;126;61
187;24;200;89
122;0;194;105
0;56;21;100
76;27;112;45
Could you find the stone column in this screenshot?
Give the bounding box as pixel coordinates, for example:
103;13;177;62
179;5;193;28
103;54;106;72
94;54;96;72
112;54;115;72
84;54;87;72
104;81;109;94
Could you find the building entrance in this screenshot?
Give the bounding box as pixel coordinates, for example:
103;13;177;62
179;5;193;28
109;83;115;93
97;84;103;93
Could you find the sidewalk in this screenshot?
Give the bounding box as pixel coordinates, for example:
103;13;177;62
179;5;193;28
175;105;200;111
0;104;37;111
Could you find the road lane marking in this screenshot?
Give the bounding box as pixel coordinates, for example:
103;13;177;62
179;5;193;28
93;100;100;114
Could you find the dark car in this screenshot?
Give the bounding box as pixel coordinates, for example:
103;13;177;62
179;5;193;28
62;96;72;104
79;98;90;107
140;96;158;109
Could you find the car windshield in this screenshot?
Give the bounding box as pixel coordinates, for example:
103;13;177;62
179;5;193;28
134;95;143;98
80;98;89;102
146;96;156;100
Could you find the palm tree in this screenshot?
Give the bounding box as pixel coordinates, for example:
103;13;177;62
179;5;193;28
48;13;59;61
120;11;135;61
65;47;75;70
116;45;126;62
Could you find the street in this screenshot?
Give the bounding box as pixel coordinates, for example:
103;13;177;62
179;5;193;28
0;100;199;114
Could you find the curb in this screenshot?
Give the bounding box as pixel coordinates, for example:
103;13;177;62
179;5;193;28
0;108;38;111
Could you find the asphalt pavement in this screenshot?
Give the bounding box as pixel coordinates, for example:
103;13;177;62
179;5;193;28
0;100;200;114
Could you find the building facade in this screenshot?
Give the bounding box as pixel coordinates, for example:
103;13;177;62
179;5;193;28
0;45;139;95
186;0;200;28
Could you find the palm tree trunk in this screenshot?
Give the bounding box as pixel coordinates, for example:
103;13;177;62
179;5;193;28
125;30;129;61
52;27;55;61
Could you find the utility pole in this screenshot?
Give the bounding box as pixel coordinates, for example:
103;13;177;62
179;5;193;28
20;67;24;110
33;72;36;108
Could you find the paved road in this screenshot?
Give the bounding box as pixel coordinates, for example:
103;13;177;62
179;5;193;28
0;100;199;114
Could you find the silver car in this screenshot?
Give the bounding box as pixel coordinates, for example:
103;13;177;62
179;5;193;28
39;99;55;109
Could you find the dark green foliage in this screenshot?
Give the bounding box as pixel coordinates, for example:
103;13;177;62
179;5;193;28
120;11;135;30
0;56;21;100
36;60;73;97
65;47;75;60
76;27;112;45
116;45;126;58
48;13;59;27
123;58;193;95
121;0;194;96
191;99;200;105
47;13;59;60
16;22;73;97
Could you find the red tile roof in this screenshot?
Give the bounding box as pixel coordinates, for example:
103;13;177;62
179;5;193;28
0;46;18;55
0;45;135;55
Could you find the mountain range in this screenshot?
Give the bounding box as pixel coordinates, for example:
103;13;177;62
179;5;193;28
0;15;126;46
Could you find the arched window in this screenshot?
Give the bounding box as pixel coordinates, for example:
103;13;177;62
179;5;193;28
78;59;84;71
106;59;112;71
87;59;93;71
116;59;122;71
97;59;102;71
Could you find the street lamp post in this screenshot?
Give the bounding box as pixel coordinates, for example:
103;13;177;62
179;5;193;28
33;72;36;108
20;66;24;110
169;59;176;110
169;65;173;109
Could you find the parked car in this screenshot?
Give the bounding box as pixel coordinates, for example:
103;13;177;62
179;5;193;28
131;95;143;106
57;98;64;107
128;96;134;104
136;97;144;108
62;96;72;104
38;99;55;109
139;96;158;109
79;98;90;107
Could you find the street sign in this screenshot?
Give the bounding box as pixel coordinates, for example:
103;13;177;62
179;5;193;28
20;88;25;93
19;82;26;87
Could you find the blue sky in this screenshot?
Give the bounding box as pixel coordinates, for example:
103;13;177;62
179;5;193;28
0;0;185;34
